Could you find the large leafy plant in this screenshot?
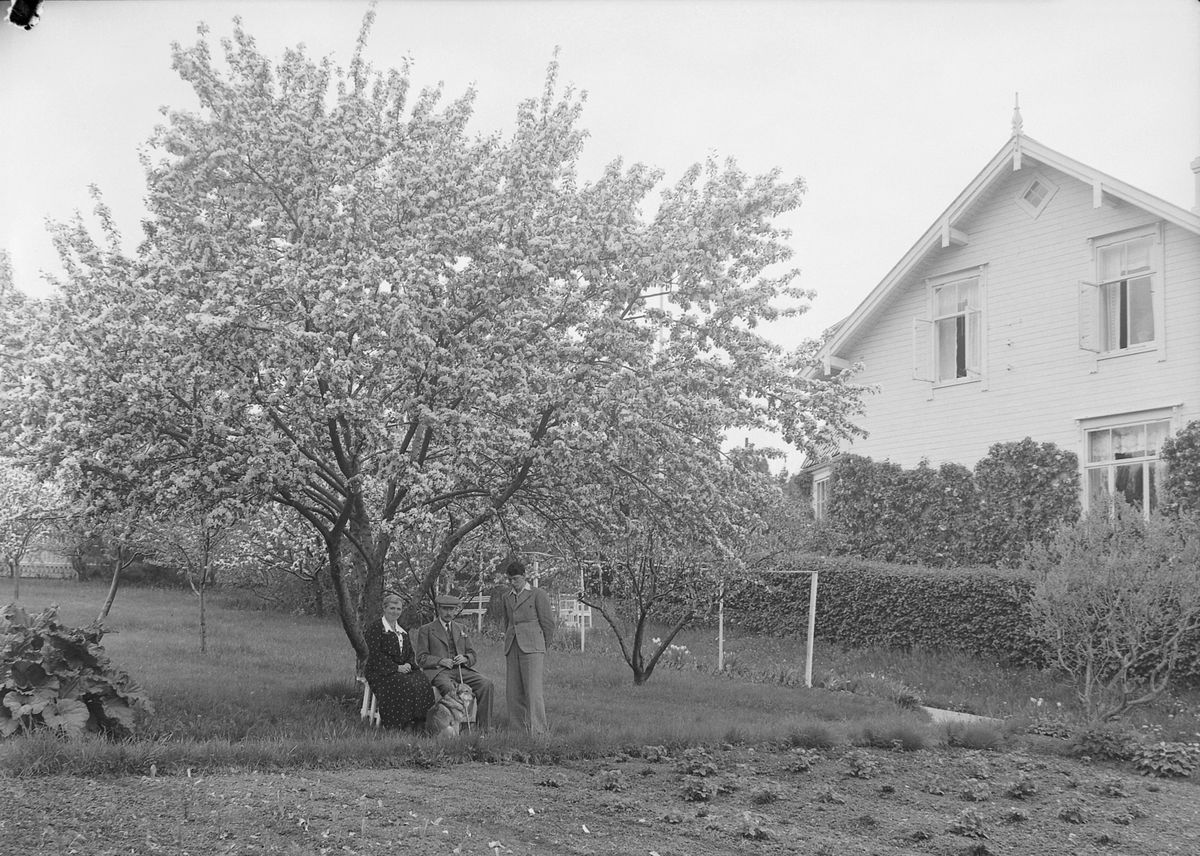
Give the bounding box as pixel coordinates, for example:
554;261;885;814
0;603;152;738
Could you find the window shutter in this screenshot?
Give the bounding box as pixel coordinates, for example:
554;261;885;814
912;317;934;382
1078;281;1100;352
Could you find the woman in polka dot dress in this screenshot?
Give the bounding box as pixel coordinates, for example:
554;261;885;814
364;593;436;731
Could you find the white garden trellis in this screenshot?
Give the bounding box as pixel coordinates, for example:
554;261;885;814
717;568;819;688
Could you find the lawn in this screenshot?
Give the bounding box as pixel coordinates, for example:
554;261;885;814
5;578;1200;855
4;578;923;773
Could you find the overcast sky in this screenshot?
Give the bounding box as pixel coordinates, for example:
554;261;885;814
3;0;1198;342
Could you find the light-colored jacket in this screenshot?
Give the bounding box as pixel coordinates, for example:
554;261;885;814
500;585;555;654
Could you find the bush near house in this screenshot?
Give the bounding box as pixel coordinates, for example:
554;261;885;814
728;554;1043;666
814;439;1079;568
1161;420;1200;515
973;438;1081;566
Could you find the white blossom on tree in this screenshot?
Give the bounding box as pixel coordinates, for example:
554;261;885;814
14;14;865;662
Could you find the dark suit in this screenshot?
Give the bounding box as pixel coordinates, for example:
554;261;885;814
499;584;555;734
414;618;494;730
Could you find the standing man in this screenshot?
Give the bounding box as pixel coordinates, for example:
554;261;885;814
414;594;494;732
499;558;555;735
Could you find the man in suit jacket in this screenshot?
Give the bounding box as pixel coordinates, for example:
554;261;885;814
498;558;555;735
414;594;494;731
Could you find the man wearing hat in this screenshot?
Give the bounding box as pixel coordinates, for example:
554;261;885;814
499;557;555;736
414;593;494;731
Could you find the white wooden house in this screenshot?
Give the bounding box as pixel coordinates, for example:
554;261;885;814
808;111;1200;518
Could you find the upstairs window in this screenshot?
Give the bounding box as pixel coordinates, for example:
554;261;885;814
913;268;985;385
934;276;981;382
1098;237;1154;350
1079;226;1163;356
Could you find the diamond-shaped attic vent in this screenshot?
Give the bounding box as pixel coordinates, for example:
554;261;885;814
1017;174;1057;218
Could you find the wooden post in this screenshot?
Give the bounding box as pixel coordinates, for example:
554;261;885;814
477;569;484;635
805;571;819;688
717;581;725;672
579;561;586;652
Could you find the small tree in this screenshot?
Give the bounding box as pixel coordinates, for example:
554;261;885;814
560;445;783;685
577;529;720;685
138;507;240;654
0;461;70;602
1024;505;1200;721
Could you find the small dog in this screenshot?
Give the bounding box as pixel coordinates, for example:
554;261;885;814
425;693;468;738
453;682;478;727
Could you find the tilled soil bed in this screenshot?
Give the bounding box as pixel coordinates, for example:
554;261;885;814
2;742;1197;855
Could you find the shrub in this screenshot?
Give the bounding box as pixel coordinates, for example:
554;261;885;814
732;554;1042;665
944;721;1006;751
973;438;1079;567
1160;420;1200;515
784;722;842;749
1024;507;1200;721
1071;726;1139;762
1;603;153;738
850;717;931;751
817;440;1079;568
821;456;979;567
1131;741;1200;778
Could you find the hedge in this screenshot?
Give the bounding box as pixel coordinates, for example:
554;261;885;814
728;553;1043;666
816;439;1079;568
726;552;1200;688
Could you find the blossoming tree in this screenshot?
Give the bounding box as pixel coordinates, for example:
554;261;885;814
14;14;864;663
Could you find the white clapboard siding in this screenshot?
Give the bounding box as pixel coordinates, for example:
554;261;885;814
839;161;1200;470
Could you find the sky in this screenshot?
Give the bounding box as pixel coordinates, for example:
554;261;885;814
1;0;1198;465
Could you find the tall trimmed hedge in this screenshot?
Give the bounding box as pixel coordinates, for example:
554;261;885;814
973;438;1080;566
821;457;977;566
729;554;1043;665
818;439;1079;568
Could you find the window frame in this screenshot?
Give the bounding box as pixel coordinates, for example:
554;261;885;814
1015;172;1058;219
1078;406;1178;519
914;266;988;388
812;475;830;522
1080;224;1165;361
809;463;836;522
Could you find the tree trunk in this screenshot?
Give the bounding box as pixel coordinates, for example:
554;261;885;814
97;547;126;622
349;507;390;628
199;581;207;654
326;537;369;669
310;574;325;618
8;557;18;603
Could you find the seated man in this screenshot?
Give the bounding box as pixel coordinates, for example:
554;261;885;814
414;594;494;731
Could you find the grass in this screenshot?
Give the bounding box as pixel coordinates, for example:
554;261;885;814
3;578;1197;775
636;620;1200;743
1;579;912;774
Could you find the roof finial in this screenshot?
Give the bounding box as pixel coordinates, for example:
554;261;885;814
1012;92;1023;137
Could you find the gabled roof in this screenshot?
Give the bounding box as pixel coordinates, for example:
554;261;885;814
815;132;1200;372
